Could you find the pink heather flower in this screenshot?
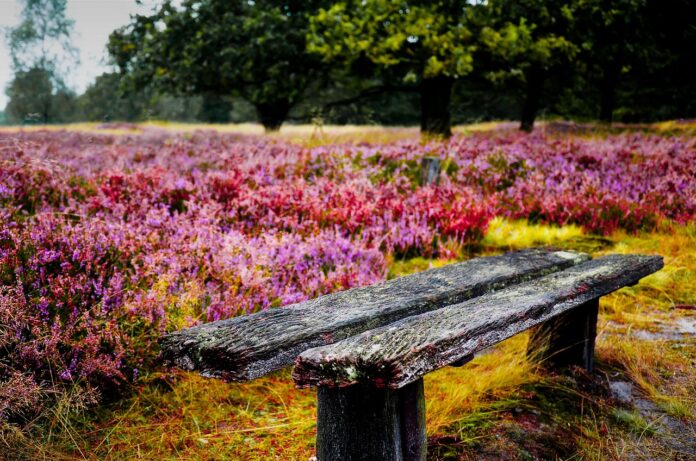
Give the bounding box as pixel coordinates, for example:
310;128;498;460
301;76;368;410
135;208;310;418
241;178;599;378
0;127;692;410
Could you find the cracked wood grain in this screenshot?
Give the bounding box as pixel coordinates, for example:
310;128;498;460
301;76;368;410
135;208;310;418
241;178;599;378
293;254;663;389
160;248;589;381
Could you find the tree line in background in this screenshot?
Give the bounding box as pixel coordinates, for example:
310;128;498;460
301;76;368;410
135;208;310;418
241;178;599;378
2;0;695;136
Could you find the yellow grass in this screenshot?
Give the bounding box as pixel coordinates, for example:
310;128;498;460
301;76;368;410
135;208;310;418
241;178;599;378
482;216;585;249
3;118;693;141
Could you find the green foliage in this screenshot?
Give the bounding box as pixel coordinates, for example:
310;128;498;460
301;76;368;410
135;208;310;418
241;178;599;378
614;0;696;122
308;1;479;136
3;0;79;125
472;0;585;130
477;0;580;80
4;0;692;128
611;408;656;435
75;72;240;123
76;72;142;122
197;93;233;124
108;0;328;131
308;1;476;81
5;67;77;124
6;0;77;86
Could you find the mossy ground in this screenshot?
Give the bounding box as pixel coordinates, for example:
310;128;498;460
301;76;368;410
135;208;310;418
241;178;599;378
3;219;693;460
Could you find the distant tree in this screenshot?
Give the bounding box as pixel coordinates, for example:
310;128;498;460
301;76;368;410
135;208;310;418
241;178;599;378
308;0;478;137
577;0;649;123
5;67;53;123
77;72;145;122
108;0;327;132
78;72;228;123
6;0;77;86
146;94;203;122
616;0;696;121
4;0;78;124
477;0;581;131
5;67;76;124
198;93;233;124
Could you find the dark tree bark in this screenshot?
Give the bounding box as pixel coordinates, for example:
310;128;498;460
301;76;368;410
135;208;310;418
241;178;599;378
520;65;544;132
599;64;620;124
420;76;453;138
255;99;291;132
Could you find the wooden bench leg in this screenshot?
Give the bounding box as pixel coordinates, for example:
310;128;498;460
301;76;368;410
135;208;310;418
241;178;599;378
316;378;426;461
528;298;599;372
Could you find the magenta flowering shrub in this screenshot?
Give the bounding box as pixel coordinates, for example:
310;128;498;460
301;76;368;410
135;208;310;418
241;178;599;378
0;127;694;415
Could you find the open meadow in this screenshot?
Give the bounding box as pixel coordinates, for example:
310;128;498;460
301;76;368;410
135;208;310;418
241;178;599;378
0;122;695;460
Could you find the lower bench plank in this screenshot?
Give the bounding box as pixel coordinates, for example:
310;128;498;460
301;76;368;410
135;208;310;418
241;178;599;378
293;254;663;389
160;248;589;381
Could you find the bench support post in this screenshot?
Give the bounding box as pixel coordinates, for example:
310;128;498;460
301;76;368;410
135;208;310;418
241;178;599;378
316;378;426;461
528;298;599;372
419;156;441;186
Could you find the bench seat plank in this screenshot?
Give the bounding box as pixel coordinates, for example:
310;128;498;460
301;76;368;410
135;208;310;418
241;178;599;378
160;249;589;381
293;254;663;389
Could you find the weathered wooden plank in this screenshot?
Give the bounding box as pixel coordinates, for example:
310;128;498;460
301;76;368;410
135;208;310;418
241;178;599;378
293;254;663;389
316;379;426;461
419;156;441;186
528;298;599;371
160;249;589;381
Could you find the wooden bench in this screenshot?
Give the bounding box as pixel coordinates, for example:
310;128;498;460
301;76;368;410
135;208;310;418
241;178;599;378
160;249;662;461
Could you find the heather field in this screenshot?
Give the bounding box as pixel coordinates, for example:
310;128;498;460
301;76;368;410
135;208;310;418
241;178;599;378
1;123;695;460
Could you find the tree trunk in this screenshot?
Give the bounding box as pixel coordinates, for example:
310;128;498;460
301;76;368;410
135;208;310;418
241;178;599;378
420;76;453;138
520;66;544;132
599;65;619;124
256;99;291;132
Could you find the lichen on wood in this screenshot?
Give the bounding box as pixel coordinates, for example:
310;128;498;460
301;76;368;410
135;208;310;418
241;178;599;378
160;248;590;381
292;254;663;389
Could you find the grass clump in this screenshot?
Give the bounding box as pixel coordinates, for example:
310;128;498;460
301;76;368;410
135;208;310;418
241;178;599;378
611;408;657;436
482;217;585;249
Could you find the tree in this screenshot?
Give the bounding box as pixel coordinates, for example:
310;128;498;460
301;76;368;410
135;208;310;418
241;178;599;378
577;0;648;123
4;0;78;124
108;0;327;132
308;1;478;137
615;0;696;121
477;1;580;131
5;67;76;123
76;72;146;122
6;0;77;87
5;67;54;123
198;93;233;124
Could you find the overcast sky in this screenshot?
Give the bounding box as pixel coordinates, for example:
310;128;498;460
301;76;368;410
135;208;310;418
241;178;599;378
0;0;160;108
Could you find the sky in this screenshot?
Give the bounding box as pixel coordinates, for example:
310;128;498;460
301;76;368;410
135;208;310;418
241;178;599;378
0;0;160;108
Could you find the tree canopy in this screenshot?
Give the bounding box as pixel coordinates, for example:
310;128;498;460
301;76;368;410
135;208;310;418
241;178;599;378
2;0;694;131
308;0;478;137
108;0;327;131
6;0;77;84
4;0;78;123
